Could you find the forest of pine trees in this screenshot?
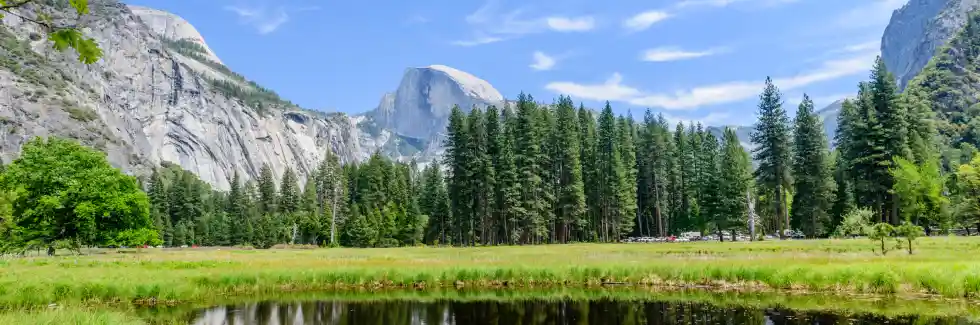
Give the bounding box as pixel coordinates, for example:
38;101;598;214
132;55;980;247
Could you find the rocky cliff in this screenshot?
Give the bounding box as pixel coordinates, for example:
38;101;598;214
0;0;368;190
882;0;980;90
0;1;507;189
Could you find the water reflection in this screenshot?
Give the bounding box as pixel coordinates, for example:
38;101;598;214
189;299;977;325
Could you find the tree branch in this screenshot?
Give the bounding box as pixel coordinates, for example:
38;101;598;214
0;0;77;31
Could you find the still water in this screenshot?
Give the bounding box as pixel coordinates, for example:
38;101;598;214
187;299;978;325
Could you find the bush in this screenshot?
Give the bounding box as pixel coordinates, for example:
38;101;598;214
867;223;895;255
833;208;874;238
65;106;98;122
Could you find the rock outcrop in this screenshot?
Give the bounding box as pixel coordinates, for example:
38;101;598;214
882;0;980;90
366;65;504;143
0;0;366;190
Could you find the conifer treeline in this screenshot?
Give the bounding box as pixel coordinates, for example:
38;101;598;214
438;93;760;245
145;56;974;248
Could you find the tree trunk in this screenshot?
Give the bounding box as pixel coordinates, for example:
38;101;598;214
907;238;913;255
776;185;785;240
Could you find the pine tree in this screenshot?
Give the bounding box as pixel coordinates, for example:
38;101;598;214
552;96;587;243
466;108;493;245
791;95;834;237
596;102;626;241
672;122;690;233
278;168;300;214
700;132;721;237
751;77;793;239
870;57;911;224
484;105;503;245
578;105;600;241
147;169;169;244
539;106;558;242
257;164;278;216
513;93;548;244
498;105;522;244
719;128;752;240
617;115;638;237
420;164;452;245
443;105;470;245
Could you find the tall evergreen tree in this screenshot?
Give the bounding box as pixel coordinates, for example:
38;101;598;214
257;164;278;216
672;122;690;233
278;168;300;214
578;105;600;241
498;106;522;244
791;95;834;237
484;105;504;245
719;128;752;240
751;77;793;239
596;102;626;241
466;108;493;245
551;96;587;243
443;105;470;245
513;93;548;244
699;132;721;237
870;56;911;224
617;115;638;237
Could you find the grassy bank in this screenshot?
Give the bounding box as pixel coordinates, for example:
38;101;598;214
2;237;980;310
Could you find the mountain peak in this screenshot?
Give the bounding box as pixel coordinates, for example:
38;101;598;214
128;5;223;64
419;65;504;102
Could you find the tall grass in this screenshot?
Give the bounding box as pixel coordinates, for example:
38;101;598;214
2;237;980;310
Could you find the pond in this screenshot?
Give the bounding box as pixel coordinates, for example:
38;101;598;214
185;298;979;325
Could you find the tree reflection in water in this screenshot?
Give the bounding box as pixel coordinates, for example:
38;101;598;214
189;299;975;325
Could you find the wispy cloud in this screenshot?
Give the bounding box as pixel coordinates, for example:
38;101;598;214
660;111;733;127
530;51;557;71
641;47;728;62
833;0;906;30
545;73;642;102
840;40;880;53
622;10;671;31
454;1;594;46
623;0;796;32
545;50;878;111
452;35;506;47
546;16;595;32
224;4;318;35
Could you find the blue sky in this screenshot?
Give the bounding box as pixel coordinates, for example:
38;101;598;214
125;0;906;126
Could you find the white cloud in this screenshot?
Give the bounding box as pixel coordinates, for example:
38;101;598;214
622;10;671;31
840;40;880;53
834;0;906;30
452;35;506;47
641;47;727;62
546;16;595;32
455;1;593;46
530;51;557;71
545;73;641;102
546;50;878;111
660;111;733;127
224;4;317;35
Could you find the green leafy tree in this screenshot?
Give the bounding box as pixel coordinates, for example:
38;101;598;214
891;157;947;231
0;0;103;64
894;221;925;255
833;207;874;238
751;77;793;239
111;228;163;250
596;102;627;241
443;105;470;245
955;154;980;232
867;222;895;255
0;137;151;249
513;93;548;244
278;168;300;214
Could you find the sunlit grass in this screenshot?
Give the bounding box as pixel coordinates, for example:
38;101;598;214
2;237;980;311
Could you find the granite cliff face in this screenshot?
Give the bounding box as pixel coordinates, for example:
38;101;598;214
0;0;366;190
0;1;505;189
882;0;980;90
